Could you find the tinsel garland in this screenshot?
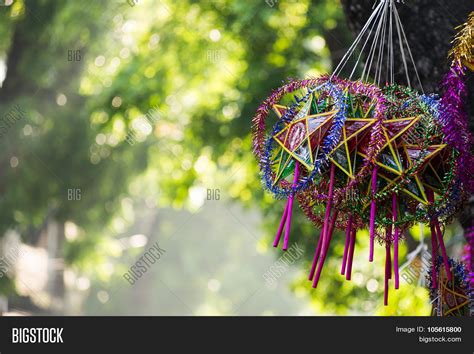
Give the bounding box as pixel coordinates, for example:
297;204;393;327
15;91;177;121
439;63;474;194
449;12;474;71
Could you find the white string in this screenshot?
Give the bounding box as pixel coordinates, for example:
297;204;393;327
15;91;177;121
331;3;382;77
389;0;394;84
332;0;423;91
375;2;389;85
393;1;411;88
348;4;385;80
362;0;387;82
331;0;384;79
361;3;384;81
393;3;424;93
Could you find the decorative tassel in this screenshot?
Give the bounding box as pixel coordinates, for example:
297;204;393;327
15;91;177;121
392;192;399;289
426;188;452;281
273;201;289;247
341;214;353;275
369;165;378;262
384;240;391;306
346;227;357;281
430;224;438;289
384;224;393;306
387;221;393;280
283;162;300;251
311;164;336;287
312;210;339;287
309;227;324;281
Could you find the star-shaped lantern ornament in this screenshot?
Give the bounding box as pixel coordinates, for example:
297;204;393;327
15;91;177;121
328;95;377;179
360;115;447;206
271;95;338;186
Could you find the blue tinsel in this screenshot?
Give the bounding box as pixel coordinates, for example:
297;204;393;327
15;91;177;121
261;81;347;198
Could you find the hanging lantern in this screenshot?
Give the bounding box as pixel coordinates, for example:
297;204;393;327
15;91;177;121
252;0;472;307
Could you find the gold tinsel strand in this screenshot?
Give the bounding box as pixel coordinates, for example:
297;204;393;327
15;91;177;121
449;12;474;70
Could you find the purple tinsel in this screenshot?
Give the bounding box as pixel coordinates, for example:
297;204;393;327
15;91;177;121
439;63;474;193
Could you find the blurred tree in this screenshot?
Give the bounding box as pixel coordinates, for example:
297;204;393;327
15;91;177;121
0;0;153;310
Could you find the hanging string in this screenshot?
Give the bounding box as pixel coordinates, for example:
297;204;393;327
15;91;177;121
331;0;385;79
392;2;424;93
332;0;424;91
389;0;395;85
348;4;385;80
361;0;387;83
374;0;389;85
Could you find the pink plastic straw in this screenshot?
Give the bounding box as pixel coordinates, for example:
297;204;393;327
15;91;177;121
384;223;393;305
312;209;339;288
341;214;353;275
369;166;378;262
308;228;324;281
430;224;438;289
273;201;289;247
392;192;399;289
282;199;294;251
434;221;452;281
309;164;335;281
326;211;339;243
384;241;391;306
312;164;336;288
283;162;299;251
346;228;357;281
426;189;452;281
386;224;392;280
